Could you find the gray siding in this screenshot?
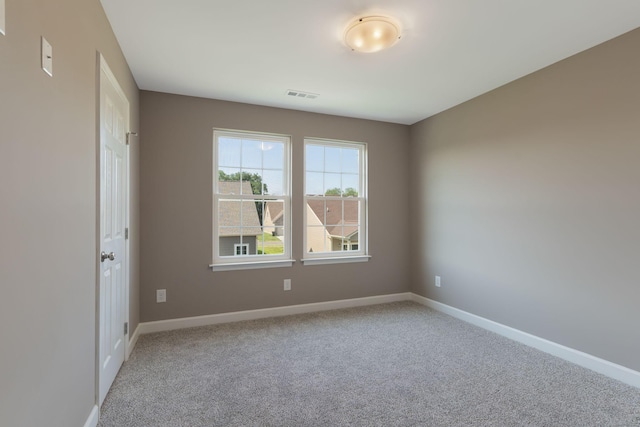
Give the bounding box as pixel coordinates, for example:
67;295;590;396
219;236;257;257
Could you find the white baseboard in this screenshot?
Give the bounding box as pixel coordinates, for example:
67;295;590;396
126;324;141;360
83;405;99;427
411;293;640;389
138;292;412;335
133;291;639;389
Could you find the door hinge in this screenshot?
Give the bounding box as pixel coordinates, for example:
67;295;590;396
126;131;138;145
124;322;128;335
125;228;129;240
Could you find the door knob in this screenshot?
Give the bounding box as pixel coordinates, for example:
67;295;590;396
101;251;115;262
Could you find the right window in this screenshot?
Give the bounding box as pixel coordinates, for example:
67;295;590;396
304;139;368;263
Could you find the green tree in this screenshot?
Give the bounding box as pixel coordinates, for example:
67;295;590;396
218;170;267;195
324;187;342;196
219;170;267;223
324;187;358;197
343;187;358;197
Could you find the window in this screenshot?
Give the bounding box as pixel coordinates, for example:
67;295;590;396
234;244;249;256
303;139;368;264
211;130;292;271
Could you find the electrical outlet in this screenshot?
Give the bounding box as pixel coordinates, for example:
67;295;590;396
284;279;291;291
435;276;441;287
156;289;167;303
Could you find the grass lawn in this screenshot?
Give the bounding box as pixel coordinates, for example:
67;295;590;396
261;232;281;242
257;233;284;255
257;247;284;255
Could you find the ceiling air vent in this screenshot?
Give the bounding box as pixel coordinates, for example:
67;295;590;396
286;90;319;100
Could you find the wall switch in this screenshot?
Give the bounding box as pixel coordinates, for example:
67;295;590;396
435;276;441;287
41;37;53;76
284;279;291;291
156;289;167;303
0;0;6;35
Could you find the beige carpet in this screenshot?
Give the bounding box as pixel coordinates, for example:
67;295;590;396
99;302;640;426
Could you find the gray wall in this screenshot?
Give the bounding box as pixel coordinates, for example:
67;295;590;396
0;1;139;426
2;3;636;425
409;28;640;372
140;91;411;322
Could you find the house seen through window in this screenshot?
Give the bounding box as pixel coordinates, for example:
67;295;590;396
304;139;367;259
211;131;367;270
212;130;291;268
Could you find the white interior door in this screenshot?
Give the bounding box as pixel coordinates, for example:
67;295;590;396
99;56;129;406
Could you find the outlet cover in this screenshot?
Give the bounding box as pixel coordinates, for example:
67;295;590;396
284;279;291;291
156;289;167;303
435;276;441;287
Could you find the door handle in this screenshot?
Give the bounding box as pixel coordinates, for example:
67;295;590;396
101;251;115;262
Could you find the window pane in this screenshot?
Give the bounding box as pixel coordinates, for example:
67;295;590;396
341;174;359;196
218;137;241;168
306;145;324;172
307;199;326;226
263;200;285;237
324;173;341;195
241;139;263;169
254;200;285;256
217;199;261;257
306;225;327;253
342;148;359;174
218;199;241;229
242;169;263;195
324;199;342;227
256;227;284;256
218;168;242;194
306;172;324;196
324;146;341;173
262;170;284;196
262;142;284;170
331;235;344;252
218;200;262;231
343;200;360;251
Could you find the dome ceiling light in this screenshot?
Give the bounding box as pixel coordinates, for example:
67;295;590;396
343;15;402;53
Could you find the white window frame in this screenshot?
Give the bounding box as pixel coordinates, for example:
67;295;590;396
302;138;370;266
210;129;293;271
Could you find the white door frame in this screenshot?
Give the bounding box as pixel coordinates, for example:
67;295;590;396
96;52;131;407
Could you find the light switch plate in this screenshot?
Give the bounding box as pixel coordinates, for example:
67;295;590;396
1;0;6;35
41;37;53;76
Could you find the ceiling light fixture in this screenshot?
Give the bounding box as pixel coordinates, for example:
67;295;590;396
344;16;401;53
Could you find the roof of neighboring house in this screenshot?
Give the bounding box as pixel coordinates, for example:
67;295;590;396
218;181;262;236
307;199;359;239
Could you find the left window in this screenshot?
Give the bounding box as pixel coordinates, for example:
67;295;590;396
211;129;292;271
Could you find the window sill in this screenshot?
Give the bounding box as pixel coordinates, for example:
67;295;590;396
301;255;371;266
210;259;295;272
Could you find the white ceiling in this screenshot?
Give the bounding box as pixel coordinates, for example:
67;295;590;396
100;0;640;125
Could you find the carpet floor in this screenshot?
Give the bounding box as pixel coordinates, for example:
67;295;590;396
98;302;640;426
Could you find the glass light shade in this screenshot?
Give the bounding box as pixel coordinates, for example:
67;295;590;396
344;16;401;53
